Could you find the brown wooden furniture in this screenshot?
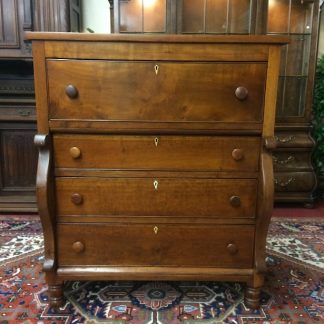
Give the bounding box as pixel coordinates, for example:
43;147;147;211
0;0;81;212
109;0;321;206
27;32;287;309
267;0;320;207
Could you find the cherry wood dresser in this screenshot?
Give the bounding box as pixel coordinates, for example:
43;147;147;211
26;32;287;309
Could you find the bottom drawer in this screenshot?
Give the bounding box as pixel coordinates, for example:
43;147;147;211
57;224;255;268
274;172;317;192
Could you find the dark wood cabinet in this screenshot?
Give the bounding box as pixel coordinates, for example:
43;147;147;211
0;0;33;58
0;0;81;212
0;122;37;212
110;0;321;206
267;0;320;207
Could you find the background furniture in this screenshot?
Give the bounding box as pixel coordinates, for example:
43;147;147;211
268;0;320;207
110;0;320;206
28;32;286;309
0;0;81;212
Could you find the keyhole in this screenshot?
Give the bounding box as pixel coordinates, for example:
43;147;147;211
154;64;159;75
154;137;159;147
153;180;159;190
153;226;159;234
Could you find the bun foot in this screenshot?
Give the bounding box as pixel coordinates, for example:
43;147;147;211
244;286;261;309
48;283;64;309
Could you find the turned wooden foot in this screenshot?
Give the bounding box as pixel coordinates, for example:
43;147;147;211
48;282;64;308
244;286;261;309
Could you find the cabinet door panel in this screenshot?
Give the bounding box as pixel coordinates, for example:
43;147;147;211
286;35;311;76
206;0;227;33
143;0;166;32
0;129;37;191
228;0;250;33
290;0;313;34
267;0;289;33
119;0;142;32
0;0;19;48
283;76;307;117
182;0;205;33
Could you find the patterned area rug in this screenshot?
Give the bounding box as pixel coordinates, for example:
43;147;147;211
0;216;323;323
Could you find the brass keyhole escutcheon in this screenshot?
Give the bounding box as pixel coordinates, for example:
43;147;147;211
154;64;159;75
154;137;159;147
153;226;159;234
153;180;159;190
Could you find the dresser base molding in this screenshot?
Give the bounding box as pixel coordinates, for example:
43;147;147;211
275;193;316;208
56;266;254;280
47;266;261;309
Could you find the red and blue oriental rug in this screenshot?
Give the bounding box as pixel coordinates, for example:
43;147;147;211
0;216;323;323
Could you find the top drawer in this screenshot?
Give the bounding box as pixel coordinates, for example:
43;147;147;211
47;60;266;123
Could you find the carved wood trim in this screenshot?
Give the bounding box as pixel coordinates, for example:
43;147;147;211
34;134;56;272
255;147;274;273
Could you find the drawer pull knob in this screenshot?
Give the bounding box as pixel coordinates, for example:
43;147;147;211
71;193;83;205
232;148;244;161
154;137;159;147
229;196;241;207
65;84;78;98
70;147;81;159
153;226;159;234
235;86;248;100
72;241;85;253
153;180;159;190
154;64;159;75
227;243;238;255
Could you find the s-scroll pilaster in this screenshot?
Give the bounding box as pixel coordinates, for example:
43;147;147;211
34;134;56;272
254;137;276;273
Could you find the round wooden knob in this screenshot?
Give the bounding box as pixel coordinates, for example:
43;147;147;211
227;243;238;255
71;193;83;205
235;86;248;100
232;148;244;161
65;84;78;99
70;146;81;159
72;241;85;253
230;196;241;207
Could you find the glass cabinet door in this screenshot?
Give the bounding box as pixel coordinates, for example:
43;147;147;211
115;0;259;34
180;0;252;34
267;0;314;120
118;0;167;33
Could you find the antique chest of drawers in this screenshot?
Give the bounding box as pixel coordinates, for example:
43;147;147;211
26;33;287;309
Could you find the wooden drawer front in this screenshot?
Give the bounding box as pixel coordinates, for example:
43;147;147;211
54;135;260;172
273;152;312;171
0;106;36;121
55;178;257;218
47;60;266;122
57;223;254;268
274;172;317;192
275;132;314;148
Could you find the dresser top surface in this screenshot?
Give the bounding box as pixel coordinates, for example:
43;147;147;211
25;32;289;44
